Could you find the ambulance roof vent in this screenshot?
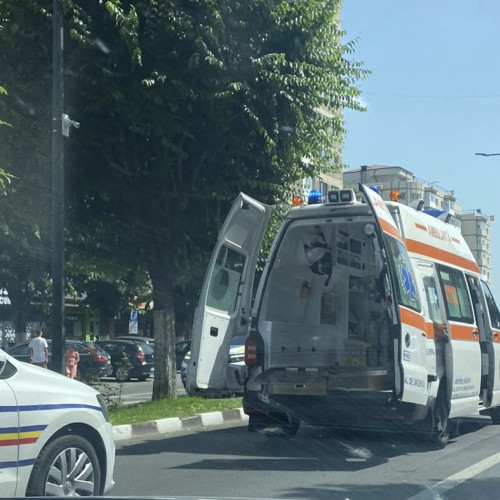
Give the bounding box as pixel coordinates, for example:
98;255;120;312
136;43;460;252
326;189;356;205
423;209;452;223
409;198;425;211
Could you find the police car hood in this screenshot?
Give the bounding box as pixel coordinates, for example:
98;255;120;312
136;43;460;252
4;350;102;404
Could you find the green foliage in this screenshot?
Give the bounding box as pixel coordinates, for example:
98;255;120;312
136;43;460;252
109;395;243;426
0;0;367;395
0;86;14;193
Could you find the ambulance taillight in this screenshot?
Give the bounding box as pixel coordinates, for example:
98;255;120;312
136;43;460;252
245;338;258;366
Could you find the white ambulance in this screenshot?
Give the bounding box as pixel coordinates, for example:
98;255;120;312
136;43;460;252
0;348;115;497
187;185;500;447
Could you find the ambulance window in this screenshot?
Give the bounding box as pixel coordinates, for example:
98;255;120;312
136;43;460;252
423;276;441;323
480;280;500;329
437;266;474;323
384;235;421;311
206;245;245;313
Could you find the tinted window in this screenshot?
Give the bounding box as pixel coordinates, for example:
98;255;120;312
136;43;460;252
206;245;246;313
423;275;442;323
437;266;474;323
140;344;154;354
384;235;421;311
481;280;500;329
8;343;29;356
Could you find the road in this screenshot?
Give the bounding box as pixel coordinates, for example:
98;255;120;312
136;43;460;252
97;373;186;406
111;416;500;500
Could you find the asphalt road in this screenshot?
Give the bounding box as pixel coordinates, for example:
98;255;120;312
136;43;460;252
111;416;500;500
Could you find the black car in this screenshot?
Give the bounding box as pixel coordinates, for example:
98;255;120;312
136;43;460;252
96;339;154;381
115;335;155;346
117;336;188;371
6;339;112;380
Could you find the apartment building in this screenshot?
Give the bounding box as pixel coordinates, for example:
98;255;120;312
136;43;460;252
302;171;343;199
342;164;493;286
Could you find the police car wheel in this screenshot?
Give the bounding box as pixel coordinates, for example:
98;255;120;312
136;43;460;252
27;434;101;496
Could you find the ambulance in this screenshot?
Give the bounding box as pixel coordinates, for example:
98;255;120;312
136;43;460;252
186;184;500;447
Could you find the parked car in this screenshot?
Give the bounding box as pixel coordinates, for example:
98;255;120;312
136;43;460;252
115;334;155;346
0;347;115;497
95;339;154;381
181;336;246;396
6;339;112;380
116;336;189;371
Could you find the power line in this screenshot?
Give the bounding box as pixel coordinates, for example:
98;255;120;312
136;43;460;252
362;91;500;100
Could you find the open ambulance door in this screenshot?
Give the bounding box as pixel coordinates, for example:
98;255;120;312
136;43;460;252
467;275;497;407
479;280;500;407
360;184;428;406
186;193;272;393
433;266;482;417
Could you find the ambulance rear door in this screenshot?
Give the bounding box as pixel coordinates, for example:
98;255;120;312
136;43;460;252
187;193;272;392
360;184;428;405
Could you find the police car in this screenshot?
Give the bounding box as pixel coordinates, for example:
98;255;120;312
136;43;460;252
0;347;115;497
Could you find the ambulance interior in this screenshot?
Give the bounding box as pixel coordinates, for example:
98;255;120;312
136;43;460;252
257;216;394;389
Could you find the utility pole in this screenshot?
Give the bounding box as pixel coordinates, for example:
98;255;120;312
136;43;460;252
51;0;65;374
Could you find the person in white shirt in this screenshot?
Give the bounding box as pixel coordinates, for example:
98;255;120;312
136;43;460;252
28;329;49;368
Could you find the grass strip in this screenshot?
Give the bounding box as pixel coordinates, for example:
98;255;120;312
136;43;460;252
109;396;243;426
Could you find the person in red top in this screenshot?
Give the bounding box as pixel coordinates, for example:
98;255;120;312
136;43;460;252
64;344;80;379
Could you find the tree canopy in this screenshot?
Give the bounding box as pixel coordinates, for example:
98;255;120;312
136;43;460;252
0;0;367;398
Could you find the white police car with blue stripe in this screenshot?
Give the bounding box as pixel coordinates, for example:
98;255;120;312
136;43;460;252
0;347;115;497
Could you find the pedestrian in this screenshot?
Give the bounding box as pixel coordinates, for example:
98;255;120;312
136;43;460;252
64;344;80;379
28;329;49;368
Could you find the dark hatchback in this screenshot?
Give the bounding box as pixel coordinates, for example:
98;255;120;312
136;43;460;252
6;339;112;380
96;339;154;381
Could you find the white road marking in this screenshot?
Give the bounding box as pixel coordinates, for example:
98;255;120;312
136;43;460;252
407;452;500;500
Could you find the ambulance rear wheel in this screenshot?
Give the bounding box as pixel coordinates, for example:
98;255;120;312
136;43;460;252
430;391;450;448
27;434;101;496
489;407;500;425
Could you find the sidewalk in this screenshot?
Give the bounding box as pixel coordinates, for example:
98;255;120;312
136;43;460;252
113;407;249;442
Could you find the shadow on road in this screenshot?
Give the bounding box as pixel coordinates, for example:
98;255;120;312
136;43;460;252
116;416;492;473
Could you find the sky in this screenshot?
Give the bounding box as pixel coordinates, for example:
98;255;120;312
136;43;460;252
341;0;500;296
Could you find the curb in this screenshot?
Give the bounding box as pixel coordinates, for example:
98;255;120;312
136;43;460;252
113;407;249;442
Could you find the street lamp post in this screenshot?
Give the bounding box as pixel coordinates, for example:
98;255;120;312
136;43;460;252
475;153;500;157
51;0;65;374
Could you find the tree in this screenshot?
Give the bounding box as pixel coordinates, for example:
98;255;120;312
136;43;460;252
0;2;54;336
0;0;367;398
0;86;14;192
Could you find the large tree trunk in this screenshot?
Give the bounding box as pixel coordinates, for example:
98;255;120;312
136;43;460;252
151;279;177;400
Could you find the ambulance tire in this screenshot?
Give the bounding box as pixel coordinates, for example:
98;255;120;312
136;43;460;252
27;434;101;496
430;389;450;448
489;407;500;425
